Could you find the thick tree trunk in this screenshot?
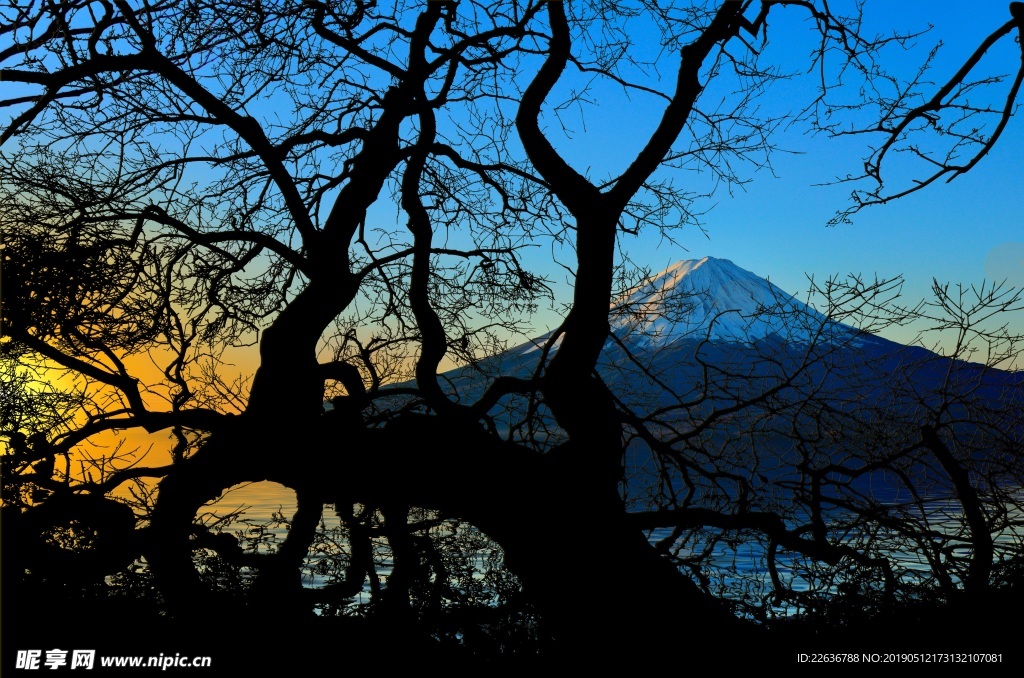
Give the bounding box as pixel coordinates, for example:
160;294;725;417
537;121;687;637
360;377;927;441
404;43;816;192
147;410;737;646
328;414;740;649
476;474;739;653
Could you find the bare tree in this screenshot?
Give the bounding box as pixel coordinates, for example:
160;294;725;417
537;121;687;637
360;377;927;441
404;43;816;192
2;0;1023;663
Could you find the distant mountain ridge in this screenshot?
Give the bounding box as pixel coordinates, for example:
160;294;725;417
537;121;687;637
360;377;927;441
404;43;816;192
441;257;1019;427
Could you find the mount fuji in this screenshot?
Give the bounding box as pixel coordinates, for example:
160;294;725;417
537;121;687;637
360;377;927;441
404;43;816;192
441;257;1018;458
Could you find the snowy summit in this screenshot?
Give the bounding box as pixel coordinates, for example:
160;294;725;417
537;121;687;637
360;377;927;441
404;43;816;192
516;257;862;357
607;257;852;348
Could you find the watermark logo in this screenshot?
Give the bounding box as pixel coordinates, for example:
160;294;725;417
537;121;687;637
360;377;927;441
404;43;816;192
15;649;208;670
17;650;94;670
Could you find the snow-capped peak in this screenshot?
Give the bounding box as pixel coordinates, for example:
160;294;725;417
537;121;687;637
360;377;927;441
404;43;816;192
608;257;855;347
515;257;864;357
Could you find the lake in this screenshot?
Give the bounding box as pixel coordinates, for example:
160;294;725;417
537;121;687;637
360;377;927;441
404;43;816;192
199;479;1024;620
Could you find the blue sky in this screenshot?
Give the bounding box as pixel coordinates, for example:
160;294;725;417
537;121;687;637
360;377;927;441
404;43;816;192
494;0;1024;350
681;1;1024;288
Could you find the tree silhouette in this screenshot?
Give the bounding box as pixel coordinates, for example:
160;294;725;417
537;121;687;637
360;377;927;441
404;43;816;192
2;0;1023;667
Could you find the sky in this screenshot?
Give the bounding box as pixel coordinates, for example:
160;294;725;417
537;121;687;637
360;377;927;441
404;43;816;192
680;1;1024;298
464;0;1024;350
